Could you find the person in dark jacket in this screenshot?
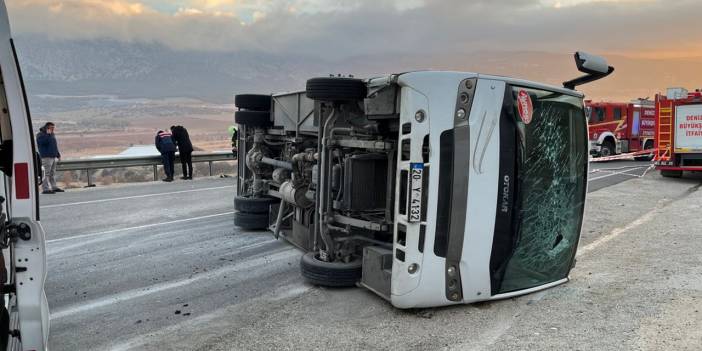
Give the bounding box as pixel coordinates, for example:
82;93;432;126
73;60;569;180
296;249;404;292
155;129;177;182
36;122;64;194
170;125;194;180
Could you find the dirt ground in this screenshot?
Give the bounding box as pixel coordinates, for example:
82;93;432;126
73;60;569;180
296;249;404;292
54;115;233;157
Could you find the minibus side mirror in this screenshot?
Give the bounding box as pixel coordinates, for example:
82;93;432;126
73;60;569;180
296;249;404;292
563;51;614;90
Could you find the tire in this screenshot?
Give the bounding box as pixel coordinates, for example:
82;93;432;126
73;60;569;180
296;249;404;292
634;141;655;161
235;94;272;111
235;110;272;128
599;141;615;158
306;77;367;102
234;211;270;230
234;196;278;213
300;252;362;287
660;170;683;178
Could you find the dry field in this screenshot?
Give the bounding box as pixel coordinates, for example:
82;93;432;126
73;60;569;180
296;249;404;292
31;97;238;187
33;99;235;158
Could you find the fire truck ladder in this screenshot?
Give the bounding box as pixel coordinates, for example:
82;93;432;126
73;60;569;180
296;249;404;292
657;102;673;160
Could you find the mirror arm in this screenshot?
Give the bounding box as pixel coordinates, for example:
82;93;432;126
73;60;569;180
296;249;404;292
563;66;614;90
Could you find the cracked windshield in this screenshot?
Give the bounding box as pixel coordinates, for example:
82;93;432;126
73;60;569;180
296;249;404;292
498;87;588;293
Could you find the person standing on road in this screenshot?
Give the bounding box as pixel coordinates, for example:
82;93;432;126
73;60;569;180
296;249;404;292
155;129;177;182
36;122;64;194
170;125;194;180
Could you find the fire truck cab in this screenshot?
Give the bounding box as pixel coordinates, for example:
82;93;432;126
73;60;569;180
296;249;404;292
586;100;656;159
655;88;702;177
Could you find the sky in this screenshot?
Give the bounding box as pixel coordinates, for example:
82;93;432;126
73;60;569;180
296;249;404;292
5;0;702;59
5;0;702;103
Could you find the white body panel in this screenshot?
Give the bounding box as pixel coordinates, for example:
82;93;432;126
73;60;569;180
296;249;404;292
674;104;702;153
390;85;430;298
391;72;470;308
389;73;507;308
0;0;50;349
460;79;504;302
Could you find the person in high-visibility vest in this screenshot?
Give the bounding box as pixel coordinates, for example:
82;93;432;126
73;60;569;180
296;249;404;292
228;125;238;159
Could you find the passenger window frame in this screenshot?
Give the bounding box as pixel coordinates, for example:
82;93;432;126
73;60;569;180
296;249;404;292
595;107;605;122
613;107;622;121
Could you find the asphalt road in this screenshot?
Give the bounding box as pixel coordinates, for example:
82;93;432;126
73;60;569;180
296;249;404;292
40;160;702;350
41;177;300;350
587;159;653;192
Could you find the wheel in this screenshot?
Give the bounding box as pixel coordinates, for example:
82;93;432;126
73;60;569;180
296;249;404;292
660;170;683;178
234;211;270;230
235;111;272;128
306;77;367;102
235;94;271;111
599;141;615;158
300;252;362;287
634;141;655;161
234;195;278;213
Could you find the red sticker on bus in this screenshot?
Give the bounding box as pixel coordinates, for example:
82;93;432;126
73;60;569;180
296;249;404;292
517;89;533;124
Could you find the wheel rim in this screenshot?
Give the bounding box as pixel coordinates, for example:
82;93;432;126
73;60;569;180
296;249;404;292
313;253;361;266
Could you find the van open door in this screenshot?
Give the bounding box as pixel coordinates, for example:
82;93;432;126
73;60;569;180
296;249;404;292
0;1;50;349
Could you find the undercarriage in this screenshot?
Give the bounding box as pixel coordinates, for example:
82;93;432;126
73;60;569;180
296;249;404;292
234;77;400;288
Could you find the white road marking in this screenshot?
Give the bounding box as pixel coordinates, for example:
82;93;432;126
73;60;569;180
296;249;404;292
605;171;642;179
41;185;234;209
47;212;235;244
588;167;645;181
50;249;299;320
577;206;659;257
589;165;648;174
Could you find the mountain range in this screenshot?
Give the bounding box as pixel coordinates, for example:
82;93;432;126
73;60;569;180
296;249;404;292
13;35;702;108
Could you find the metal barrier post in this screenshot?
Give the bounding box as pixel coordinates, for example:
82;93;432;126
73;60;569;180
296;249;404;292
209;161;213;176
86;169;93;187
153;165;158;181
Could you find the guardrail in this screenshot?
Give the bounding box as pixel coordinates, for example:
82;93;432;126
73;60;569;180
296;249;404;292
57;151;236;186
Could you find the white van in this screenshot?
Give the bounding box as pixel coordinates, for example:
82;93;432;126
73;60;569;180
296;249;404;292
0;1;50;349
233;55;612;308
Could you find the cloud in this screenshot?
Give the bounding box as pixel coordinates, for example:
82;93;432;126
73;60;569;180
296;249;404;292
5;0;702;58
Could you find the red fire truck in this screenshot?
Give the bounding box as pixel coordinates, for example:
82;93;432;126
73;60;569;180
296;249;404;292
586;100;656;159
655;88;702;177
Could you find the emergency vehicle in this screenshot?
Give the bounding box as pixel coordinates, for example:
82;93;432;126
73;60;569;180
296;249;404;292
233;52;613;308
655;88;702;177
586;100;656;159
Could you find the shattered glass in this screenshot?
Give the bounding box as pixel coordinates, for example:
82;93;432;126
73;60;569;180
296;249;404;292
498;88;588;293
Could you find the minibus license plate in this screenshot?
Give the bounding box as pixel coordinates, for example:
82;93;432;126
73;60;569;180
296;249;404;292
409;163;424;223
